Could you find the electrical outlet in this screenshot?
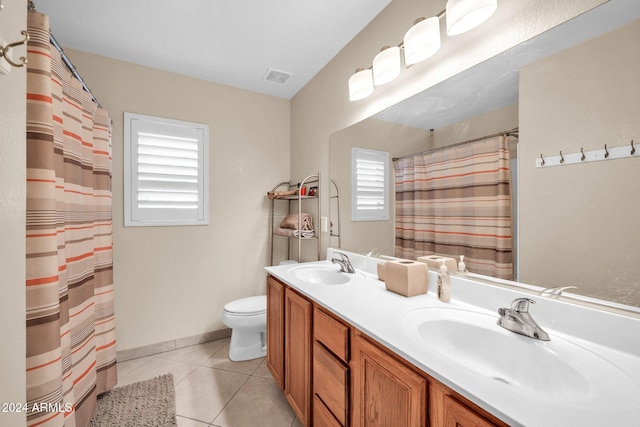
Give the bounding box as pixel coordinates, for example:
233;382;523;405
0;36;11;76
321;216;328;233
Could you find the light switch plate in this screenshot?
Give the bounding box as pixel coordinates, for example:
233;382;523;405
0;36;12;76
321;216;328;233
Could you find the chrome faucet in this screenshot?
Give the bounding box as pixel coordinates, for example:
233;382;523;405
497;298;550;341
331;251;355;274
541;285;577;297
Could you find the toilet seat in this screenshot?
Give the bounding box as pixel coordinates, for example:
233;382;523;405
224;295;266;316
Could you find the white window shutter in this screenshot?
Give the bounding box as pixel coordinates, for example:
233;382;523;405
352;147;389;221
125;113;209;226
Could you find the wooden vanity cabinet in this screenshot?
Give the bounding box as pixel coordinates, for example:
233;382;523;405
351;331;428;427
266;275;507;427
313;307;350;426
266;275;285;389
285;287;313;426
267;276;313;426
430;379;507;427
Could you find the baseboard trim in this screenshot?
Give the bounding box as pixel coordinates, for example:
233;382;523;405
117;328;231;362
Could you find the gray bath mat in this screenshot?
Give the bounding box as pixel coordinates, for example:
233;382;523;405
90;374;177;427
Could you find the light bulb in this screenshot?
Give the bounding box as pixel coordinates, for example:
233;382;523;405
348;68;374;101
403;17;441;66
446;0;497;36
372;46;401;86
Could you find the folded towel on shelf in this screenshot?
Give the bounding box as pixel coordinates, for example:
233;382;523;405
274;227;316;238
280;213;314;230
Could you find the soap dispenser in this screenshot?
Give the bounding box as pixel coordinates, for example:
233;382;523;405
457;255;467;276
437;259;451;302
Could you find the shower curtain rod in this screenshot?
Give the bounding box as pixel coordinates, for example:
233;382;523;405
28;1;103;108
392;127;519;162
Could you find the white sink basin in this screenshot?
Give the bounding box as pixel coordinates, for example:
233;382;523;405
403;307;640;406
289;264;354;285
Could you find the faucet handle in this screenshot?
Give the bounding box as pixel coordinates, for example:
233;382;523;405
510;297;535;313
332;251;348;261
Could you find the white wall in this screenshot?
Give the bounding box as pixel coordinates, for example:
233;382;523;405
66;50;291;351
519;20;640;305
0;1;27;425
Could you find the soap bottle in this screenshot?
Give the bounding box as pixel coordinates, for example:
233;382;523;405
437;259;451;302
457;255;467;276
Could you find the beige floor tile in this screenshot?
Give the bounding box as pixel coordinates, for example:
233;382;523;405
177;415;211;427
202;342;264;375
116;355;153;379
116;357;198;387
175;366;249;423
212;376;295;427
251;359;274;380
156;340;228;366
291;417;303;427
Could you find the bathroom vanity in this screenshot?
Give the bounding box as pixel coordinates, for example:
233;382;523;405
265;249;640;427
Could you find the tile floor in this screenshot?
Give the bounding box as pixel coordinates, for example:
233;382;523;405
116;338;302;427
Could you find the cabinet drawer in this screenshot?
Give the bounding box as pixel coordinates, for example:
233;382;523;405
313;341;348;425
314;394;343;427
314;307;349;362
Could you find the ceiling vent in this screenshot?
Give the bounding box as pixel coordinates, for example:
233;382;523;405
264;68;292;84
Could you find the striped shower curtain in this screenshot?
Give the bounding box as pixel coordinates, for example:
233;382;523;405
26;11;117;427
394;136;513;279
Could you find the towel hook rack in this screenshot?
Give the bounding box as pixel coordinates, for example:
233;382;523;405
631;140;636;155
0;30;30;68
540;153;545;166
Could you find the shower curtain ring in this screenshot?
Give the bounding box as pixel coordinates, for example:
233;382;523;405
631;140;636;155
559;151;564;164
604;144;609;158
580;148;586;161
540;153;545;166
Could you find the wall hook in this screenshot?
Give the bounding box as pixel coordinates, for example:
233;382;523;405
0;30;30;68
604;144;609;158
540;153;545;166
559;151;565;164
631;140;636;155
580;147;586;161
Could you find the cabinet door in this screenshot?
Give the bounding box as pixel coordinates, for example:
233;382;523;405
430;381;506;427
285;287;313;426
266;275;285;389
352;332;427;427
314;341;348;425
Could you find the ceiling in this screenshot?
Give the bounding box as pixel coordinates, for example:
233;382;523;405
33;0;391;99
375;0;640;130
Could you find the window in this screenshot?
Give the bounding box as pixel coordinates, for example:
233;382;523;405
124;113;209;226
351;147;389;221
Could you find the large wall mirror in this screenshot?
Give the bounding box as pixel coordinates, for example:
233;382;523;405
330;2;640;311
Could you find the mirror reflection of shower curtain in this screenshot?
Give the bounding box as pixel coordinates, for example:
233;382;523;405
394;136;513;280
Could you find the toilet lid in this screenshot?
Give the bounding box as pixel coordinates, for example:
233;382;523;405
224;295;266;315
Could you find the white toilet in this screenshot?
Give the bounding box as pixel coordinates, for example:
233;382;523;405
222;295;267;361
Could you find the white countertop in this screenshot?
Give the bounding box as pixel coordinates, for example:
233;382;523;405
265;250;640;427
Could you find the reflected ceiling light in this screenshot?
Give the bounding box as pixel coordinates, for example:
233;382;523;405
348;67;374;101
403;16;441;66
446;0;497;36
372;46;401;86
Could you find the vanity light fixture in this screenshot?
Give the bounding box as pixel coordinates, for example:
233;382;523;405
372;45;402;86
348;0;498;101
348;67;374;101
446;0;497;36
403;16;442;66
